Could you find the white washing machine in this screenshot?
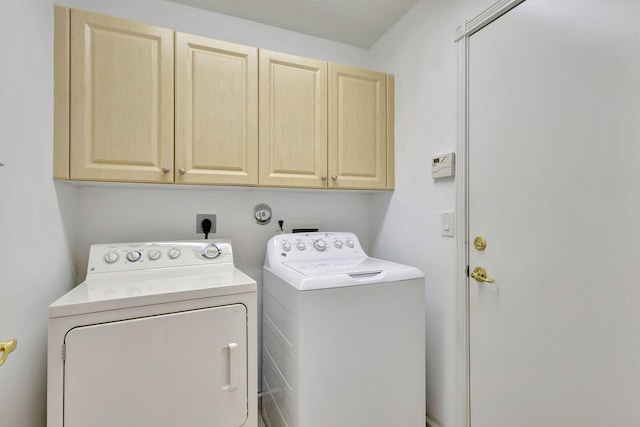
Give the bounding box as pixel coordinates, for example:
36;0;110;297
47;240;258;427
261;232;425;427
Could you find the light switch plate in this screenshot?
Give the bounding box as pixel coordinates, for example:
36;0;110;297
442;212;454;237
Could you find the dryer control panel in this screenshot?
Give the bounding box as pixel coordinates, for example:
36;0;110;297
266;232;366;264
87;240;233;274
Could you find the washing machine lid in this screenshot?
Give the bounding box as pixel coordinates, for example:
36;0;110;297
283;257;395;277
264;232;424;290
273;256;424;291
49;264;256;318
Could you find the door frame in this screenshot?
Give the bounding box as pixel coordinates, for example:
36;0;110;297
454;1;527;426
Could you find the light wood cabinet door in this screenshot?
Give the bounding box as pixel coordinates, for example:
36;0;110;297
69;10;174;183
259;50;327;188
329;64;387;190
176;33;258;185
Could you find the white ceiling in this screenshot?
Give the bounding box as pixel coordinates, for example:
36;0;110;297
166;0;420;48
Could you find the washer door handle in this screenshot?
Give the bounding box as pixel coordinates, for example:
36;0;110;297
222;342;239;391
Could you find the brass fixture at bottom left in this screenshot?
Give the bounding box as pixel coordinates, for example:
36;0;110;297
0;339;17;367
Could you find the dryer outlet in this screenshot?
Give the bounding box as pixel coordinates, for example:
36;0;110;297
196;214;217;234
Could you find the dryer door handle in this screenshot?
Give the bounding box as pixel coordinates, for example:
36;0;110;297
222;342;239;391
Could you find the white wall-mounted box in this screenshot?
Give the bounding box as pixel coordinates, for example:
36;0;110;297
432;153;455;179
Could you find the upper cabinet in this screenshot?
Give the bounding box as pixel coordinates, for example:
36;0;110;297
175;33;258;185
259;50;327;188
259;52;395;190
54;7;394;190
68;9;174;183
329;64;389;190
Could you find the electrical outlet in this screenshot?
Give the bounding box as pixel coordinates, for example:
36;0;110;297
196;214;217;234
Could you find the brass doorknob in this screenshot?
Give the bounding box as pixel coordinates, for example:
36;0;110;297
0;339;17;367
470;266;495;283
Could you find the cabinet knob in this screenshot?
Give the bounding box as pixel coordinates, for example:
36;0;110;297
178;168;186;175
321;176;327;181
332;175;338;181
162;166;170;174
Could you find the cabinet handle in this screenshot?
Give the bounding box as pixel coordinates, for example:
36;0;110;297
178;168;186;175
321;176;327;181
332;175;338;181
161;166;170;174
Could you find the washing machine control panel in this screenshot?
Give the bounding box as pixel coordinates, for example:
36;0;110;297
268;232;366;262
88;240;233;274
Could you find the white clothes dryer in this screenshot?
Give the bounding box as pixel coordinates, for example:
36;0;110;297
262;232;425;427
48;240;257;427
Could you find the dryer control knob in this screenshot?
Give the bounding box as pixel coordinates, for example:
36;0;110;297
168;248;181;259
282;242;292;252
313;239;327;251
201;244;221;259
296;242;306;251
333;240;343;249
346;239;355;248
148;250;161;261
104;251;119;264
126;250;142;262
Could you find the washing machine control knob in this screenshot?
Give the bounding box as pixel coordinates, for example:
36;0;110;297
282;242;292;252
148;250;161;261
126;250;142;262
333;240;343;249
168;248;181;259
346;239;355;248
313;239;327;251
201;244;221;259
104;251;119;264
296;242;306;251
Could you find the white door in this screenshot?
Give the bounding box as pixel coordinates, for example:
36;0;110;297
64;304;247;427
467;1;640;426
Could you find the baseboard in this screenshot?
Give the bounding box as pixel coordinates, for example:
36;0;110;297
426;416;440;427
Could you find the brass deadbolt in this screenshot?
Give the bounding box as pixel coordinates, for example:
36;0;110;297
474;236;487;251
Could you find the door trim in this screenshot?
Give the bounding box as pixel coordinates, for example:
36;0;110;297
454;1;527;426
